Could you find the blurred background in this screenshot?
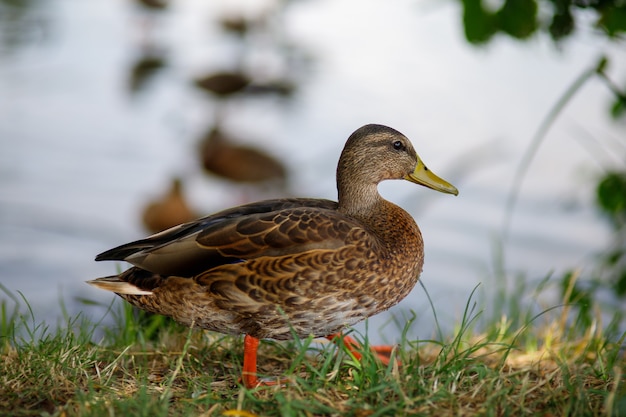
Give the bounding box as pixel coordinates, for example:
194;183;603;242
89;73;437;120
0;0;625;342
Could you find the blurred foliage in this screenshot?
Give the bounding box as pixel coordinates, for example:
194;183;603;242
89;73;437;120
596;170;626;297
597;171;626;219
0;0;49;54
557;171;626;328
560;271;594;329
459;1;626;305
609;84;626;119
558;168;626;329
459;0;626;44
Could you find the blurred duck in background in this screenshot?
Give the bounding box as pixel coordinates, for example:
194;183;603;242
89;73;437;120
198;125;288;191
194;71;251;99
134;0;168;11
127;48;167;95
142;178;198;233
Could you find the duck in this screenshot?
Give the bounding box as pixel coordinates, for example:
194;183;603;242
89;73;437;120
127;49;167;95
134;0;168;11
141;177;198;234
199;126;288;188
218;14;257;38
193;71;251;98
87;124;458;388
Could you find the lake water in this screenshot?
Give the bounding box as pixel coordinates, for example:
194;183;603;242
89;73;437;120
1;0;624;343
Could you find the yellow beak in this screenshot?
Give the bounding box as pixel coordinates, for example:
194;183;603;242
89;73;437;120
404;158;458;196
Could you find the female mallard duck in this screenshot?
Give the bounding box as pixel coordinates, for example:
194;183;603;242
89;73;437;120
88;124;458;388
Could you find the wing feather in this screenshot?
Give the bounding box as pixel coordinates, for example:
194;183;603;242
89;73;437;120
94;198;356;277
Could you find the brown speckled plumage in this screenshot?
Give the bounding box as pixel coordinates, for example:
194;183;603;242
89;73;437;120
88;124;457;382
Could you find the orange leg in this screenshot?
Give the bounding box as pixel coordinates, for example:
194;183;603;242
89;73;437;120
241;334;287;388
242;334;261;388
326;333;396;366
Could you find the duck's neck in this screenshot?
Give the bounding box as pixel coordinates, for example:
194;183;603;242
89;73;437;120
338;183;423;259
337;182;380;219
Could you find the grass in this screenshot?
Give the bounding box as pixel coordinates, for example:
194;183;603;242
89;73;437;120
1;274;624;417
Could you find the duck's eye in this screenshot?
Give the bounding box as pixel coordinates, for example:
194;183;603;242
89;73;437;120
392;140;405;151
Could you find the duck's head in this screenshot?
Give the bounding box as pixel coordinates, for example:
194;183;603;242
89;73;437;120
336;124;458;204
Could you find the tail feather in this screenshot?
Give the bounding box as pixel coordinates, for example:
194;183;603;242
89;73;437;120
87;276;153;295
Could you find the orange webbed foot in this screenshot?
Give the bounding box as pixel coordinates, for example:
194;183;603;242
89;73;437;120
326;333;399;366
240;333;399;389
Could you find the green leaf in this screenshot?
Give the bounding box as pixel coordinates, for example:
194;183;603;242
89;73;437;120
461;0;497;44
596;172;626;214
497;0;538;39
614;269;626;297
597;5;626;37
549;8;575;41
610;94;626;119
